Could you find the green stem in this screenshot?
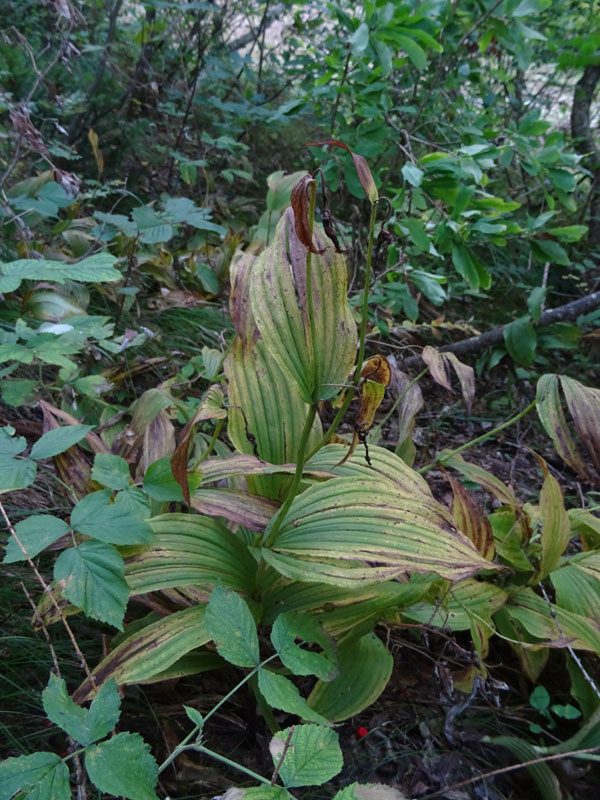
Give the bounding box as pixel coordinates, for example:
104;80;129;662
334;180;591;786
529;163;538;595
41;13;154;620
158;655;277;776
418;398;537;474
262;404;317;548
187;744;272;785
194;418;224;467
306;179;319;401
354;201;378;388
371;365;429;437
306;201;378;458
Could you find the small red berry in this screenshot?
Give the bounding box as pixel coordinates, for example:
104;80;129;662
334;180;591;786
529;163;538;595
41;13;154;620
356;726;369;739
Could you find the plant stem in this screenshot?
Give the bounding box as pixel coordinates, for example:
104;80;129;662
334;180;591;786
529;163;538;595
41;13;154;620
262;404;317;548
158;655;277;775
188;744;272;785
194;418;223;466
354;201;378;387
418;398;537;474
371;365;429;437
307;200;378;457
306;179;320;400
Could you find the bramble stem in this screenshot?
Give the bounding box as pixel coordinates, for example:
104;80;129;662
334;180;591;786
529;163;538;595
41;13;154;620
418;398;537;474
158;654;277;775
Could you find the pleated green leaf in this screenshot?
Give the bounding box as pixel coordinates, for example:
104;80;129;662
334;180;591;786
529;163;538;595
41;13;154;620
73;606;210;702
249;208;356;403
308;633;393;722
124;513;256;596
502;587;600;652
551;552;600;625
263;476;492;586
226;338;322;500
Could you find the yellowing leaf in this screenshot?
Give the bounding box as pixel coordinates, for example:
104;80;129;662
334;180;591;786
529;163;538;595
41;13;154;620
535;453;571;579
263;476;493;586
447;473;495;560
88;128;104;176
250;208;357;404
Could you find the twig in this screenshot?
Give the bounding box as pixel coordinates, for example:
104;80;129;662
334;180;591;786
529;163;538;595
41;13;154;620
419;744;600;799
270;726;295;785
19;581;88;800
0;501;95;686
538;583;600;702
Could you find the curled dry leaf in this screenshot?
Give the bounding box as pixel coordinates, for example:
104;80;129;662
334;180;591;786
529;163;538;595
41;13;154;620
445;470;495;561
422;345;475;411
537;374;600;483
290;173;324;255
307;139;378;203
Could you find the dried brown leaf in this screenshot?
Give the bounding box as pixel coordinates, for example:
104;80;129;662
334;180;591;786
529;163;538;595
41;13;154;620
307;139;378;203
290;174;323;254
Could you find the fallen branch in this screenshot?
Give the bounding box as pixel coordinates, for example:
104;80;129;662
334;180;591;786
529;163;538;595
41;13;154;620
402;289;600;368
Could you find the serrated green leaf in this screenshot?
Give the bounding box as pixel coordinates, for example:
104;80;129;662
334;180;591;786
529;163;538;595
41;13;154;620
43;674;107;745
85;732;159;800
54;540;128;629
71;490;153;545
271;612;336;680
131;206;173;244
84;679;122;742
1;379;37;407
205;585;260;667
143;456;185;501
0;752;69;800
30;425;94;460
258;670;330;725
4;514;69;563
0;253;121;291
270;725;342;788
503;316;537;366
91;453;131;490
0;452;36;493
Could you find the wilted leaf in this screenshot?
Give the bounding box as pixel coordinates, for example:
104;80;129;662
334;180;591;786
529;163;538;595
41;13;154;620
250;208;357;403
88;128;104;176
290;174;323;254
171;386;226;503
422;346;475;410
447;473;494;560
534;453;571;579
191;487;279;530
440;453;520;508
307;140;378;203
74;605;210;701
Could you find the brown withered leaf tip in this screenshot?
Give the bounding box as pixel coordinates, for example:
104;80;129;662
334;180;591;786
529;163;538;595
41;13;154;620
290;174;324;255
306;139;378;203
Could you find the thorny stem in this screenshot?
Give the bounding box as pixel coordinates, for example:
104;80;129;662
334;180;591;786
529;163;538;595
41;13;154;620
0;501;95;686
158;655;277;775
418;398;537;474
307;200;379;457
